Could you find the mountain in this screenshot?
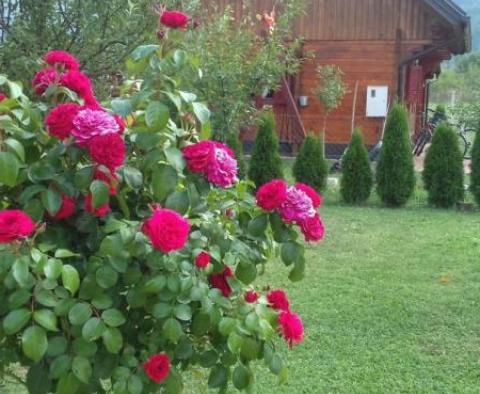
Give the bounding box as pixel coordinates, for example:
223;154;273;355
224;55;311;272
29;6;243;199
455;0;480;50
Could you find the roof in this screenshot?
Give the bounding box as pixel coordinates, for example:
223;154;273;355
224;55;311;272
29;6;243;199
422;0;471;53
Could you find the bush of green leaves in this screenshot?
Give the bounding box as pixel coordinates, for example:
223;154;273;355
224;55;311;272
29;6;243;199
0;38;311;393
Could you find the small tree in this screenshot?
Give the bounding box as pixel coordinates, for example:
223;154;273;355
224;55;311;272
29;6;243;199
314;65;348;133
423;124;465;208
471;123;480;206
376;104;415;207
340;130;373;204
249;110;284;187
293;133;329;192
226;132;247;179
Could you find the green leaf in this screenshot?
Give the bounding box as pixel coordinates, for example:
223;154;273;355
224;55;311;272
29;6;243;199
165;190;190;215
7;80;23;98
19;185;46;205
27;363;52;394
163;318;183;344
22;326;48;362
152;165;177;202
12;257;30;287
0;151;19;187
82;317;106;341
28;161;56;182
34;309;58;331
281;242;304;267
127;374;143;394
173;50;187;66
55;249;80;259
130;44;159;61
235;261;257;285
62;265;80;296
268;354;284;375
3;308;31;335
74;167;93;190
208;365;228;389
24;198;44;222
72;356;92;384
90;180;109;209
102;327;123;354
111;98;134;117
174;304;192;321
41;188;62;215
219;318;236;337
56;372;81;394
123;166;143;190
192;102;211;124
145;101;170;131
44;258;62;280
96;265;119;289
5;138;25;161
248;214;269;237
68;303;93;326
49;355;72;379
152;303;172;319
289;256;306;282
227;332;243;354
192;312;210;336
233;364;250;390
144;275;166;293
102;309;126;327
46;336;68;357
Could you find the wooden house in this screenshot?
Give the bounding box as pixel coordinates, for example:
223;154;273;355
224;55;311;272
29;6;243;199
222;0;471;157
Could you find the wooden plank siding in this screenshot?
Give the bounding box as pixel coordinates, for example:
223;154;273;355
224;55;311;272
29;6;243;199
212;0;463;148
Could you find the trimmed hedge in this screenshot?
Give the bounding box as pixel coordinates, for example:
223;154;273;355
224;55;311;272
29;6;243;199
293;133;329;192
248;110;283;187
423;123;464;208
376;104;415;207
340;130;373;204
471;123;480;206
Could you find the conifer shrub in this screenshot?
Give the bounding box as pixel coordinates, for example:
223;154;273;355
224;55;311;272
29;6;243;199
293;133;329;192
226;131;247;179
340;130;373;204
376;104;415;207
248;110;284;187
470;123;480;206
423;123;465;208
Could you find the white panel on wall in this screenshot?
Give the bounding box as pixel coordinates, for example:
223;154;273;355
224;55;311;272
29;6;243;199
366;86;389;117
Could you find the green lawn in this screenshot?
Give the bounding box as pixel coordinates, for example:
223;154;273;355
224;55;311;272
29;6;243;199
254;204;480;394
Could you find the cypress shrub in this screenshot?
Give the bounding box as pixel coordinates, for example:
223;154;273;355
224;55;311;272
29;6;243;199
376;104;415;207
293;133;329;192
423;123;464;208
248;111;283;187
471;124;480;206
340;130;373;204
226;132;247;179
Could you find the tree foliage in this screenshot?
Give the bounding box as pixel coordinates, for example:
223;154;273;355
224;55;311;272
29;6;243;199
376;104;415;207
340;130;373;204
249;111;284;187
423;124;465;208
471;122;480;206
293;133;329;192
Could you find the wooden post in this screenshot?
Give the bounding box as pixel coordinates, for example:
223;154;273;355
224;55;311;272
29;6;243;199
351;81;359;135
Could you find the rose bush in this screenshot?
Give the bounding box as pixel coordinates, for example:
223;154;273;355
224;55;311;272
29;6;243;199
0;20;324;394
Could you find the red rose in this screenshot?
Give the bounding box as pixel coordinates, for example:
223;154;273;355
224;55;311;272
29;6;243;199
267;289;290;311
60;70;98;106
45;103;82;140
0;210;35;244
256;179;288;211
300;214;325;242
195;251;211;269
52;194;76;220
295;183;322;208
182;141;215;173
44;50;80;71
84;193;110;218
114;114;126;134
143;353;171;383
142;208;190;253
278;310;304;348
245;290;259;303
209;266;233;297
94;168;119;196
32;68;58;95
160;10;190;29
88;133;126;171
0;92;7;102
